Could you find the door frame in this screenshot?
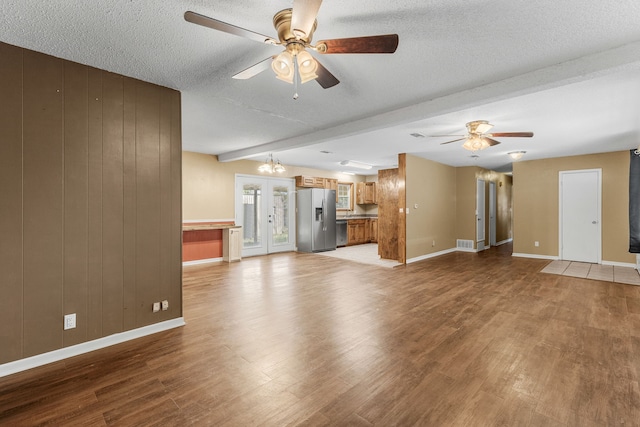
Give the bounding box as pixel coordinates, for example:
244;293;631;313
235;174;296;257
489;181;496;247
476;179;485;251
558;168;602;263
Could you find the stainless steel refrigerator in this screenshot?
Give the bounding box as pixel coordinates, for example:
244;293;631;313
296;188;336;252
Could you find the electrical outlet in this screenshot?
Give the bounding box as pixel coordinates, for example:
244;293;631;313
152;302;161;313
432;240;436;247
534;241;540;247
64;313;76;330
161;300;169;311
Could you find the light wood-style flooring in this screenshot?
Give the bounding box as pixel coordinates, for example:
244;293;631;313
2;244;640;426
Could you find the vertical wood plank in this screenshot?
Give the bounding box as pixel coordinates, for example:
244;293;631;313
136;81;162;326
102;72;124;335
22;50;64;357
170;91;183;316
87;67;103;340
63;61;89;347
0;42;24;363
122;77;137;330
398;153;407;264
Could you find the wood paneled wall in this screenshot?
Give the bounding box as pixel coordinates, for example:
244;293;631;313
377;168;400;261
0;42;182;364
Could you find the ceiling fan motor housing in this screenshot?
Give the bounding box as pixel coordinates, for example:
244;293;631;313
273;9;317;44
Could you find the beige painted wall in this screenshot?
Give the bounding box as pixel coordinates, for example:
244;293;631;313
513;151;633;264
182;151;371;221
405;154;457;259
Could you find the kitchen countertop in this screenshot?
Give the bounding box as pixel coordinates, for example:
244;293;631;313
182;224;240;231
337;215;378;221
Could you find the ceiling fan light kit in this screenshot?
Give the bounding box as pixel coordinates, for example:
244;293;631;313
184;0;399;97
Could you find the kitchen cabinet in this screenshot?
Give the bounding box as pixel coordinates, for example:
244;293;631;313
295;175;325;188
347;219;370;245
370;218;378;243
324;178;338;202
223;227;242;262
356;182;377;205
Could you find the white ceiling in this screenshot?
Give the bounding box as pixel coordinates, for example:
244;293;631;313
3;0;640;174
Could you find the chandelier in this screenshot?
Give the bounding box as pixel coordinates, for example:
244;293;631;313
258;153;286;173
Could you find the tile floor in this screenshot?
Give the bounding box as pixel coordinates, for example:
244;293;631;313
541;260;640;285
314;243;403;268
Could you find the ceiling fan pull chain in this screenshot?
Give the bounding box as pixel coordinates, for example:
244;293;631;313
293;54;300;100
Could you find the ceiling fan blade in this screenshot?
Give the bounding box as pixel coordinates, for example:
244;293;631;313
184;11;274;44
484;137;501;146
291;0;323;39
440;138;466;145
488;132;534;138
316;34;399;54
314;58;340;88
232;56;275;80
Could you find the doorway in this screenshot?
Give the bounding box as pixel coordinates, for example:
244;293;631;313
235;174;295;257
559;169;601;263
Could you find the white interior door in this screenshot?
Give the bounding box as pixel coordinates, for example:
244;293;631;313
477;179;485;250
560;169;601;263
236;175;295;257
489;181;496;246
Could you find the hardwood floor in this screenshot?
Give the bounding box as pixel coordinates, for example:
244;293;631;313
2;244;640;426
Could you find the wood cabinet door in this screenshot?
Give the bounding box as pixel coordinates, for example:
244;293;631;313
355;182;365;204
347;223;357;245
370;219;378;243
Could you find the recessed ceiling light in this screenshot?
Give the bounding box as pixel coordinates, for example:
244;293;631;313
409;132;425;138
320;150;332;154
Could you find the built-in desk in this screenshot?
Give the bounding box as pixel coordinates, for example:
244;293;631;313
182;222;241;263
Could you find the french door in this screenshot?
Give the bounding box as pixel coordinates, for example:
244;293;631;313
235;175;295;257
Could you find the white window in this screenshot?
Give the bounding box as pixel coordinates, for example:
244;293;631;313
336;182;353;210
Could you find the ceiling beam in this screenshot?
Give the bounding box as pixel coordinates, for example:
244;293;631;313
218;40;640;162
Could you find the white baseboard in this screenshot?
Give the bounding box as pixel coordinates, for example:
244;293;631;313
512;253;559;260
407;248;457;264
496;238;513;246
183;257;223;266
0;317;185;378
456;247;478;253
602;260;637;268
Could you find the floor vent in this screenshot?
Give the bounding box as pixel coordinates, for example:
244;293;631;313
457;239;474;249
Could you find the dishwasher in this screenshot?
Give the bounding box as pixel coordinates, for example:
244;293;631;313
336;220;348;247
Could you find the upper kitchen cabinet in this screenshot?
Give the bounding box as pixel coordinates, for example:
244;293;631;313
356;182;377;205
295;175;325;188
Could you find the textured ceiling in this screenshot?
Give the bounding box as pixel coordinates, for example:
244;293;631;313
2;0;640;174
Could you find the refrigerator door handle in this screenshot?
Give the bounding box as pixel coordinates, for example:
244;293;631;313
321;198;325;231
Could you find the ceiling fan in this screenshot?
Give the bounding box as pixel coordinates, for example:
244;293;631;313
184;0;398;97
436;120;534;152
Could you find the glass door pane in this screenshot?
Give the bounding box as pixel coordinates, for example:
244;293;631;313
242;183;262;249
269;180;295;252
